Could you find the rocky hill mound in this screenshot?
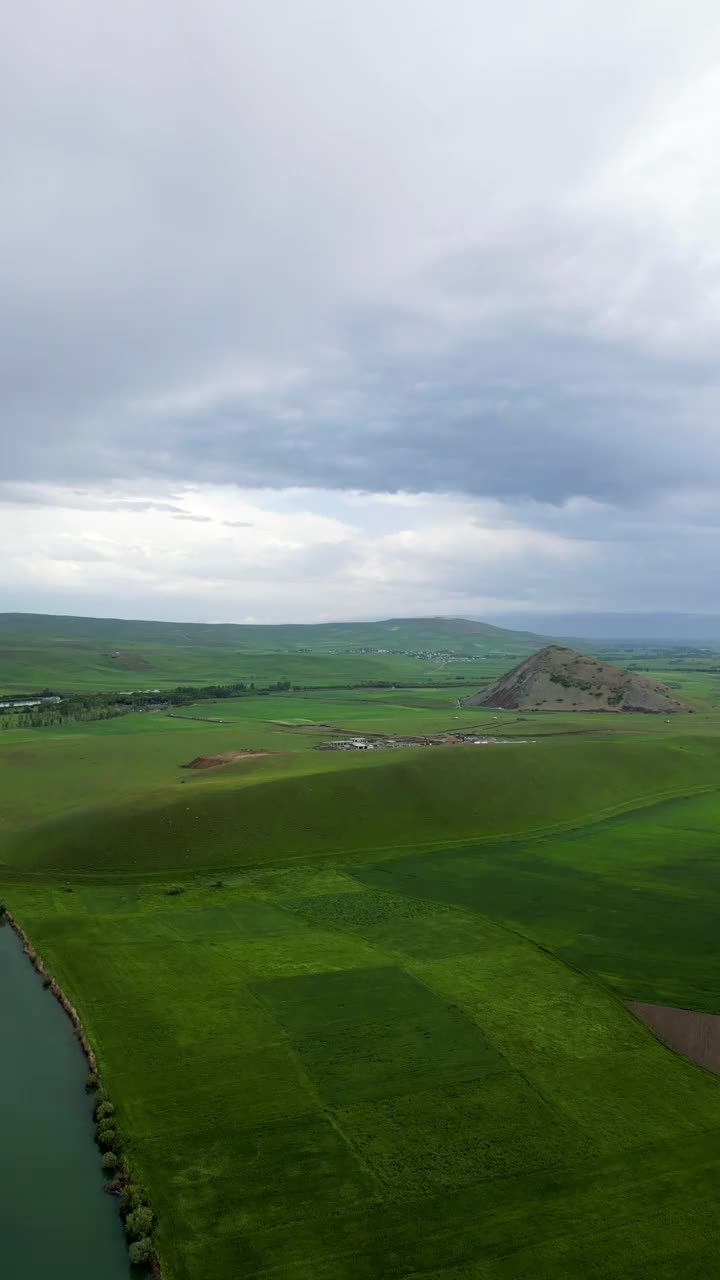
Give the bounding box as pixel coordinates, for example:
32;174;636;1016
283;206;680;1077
463;646;691;713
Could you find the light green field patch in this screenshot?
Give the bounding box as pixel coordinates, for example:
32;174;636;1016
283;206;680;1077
215;929;387;981
141;1112;375;1260
253;966;505;1104
153;898;308;939
528;1051;720;1154
410;947;648;1063
118;1043;319;1131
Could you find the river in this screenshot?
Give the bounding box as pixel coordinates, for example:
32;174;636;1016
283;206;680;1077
0;920;130;1279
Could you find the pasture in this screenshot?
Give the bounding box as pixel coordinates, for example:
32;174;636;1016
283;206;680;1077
7;797;720;1279
0;612;539;692
4;657;720;1277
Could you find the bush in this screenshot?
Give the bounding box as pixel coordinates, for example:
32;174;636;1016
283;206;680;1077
86;1073;99;1091
120;1183;149;1218
128;1237;154;1267
95;1101;115;1121
165;885;184;896
97;1126;116;1150
101;1151;118;1172
126;1206;153;1239
0;899;6;917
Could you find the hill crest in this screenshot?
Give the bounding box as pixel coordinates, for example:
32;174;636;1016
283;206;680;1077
463;645;692;713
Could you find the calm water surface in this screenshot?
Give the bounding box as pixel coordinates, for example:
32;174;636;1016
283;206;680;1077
0;922;130;1280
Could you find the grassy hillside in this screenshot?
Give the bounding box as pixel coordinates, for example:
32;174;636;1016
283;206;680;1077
0;613;544;691
4;735;720;879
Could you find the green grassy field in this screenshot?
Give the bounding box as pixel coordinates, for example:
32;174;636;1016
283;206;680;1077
7;807;720;1279
0;613;543;692
4;634;720;1277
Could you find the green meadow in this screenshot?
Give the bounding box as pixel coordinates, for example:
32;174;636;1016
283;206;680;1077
4;626;720;1277
0;613;540;692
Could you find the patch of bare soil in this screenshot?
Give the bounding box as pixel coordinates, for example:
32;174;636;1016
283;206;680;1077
268;721;334;729
0;749;37;764
627;1000;720;1073
104;650;152;669
182;750;269;770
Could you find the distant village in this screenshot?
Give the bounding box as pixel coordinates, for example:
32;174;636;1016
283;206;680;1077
298;647;488;661
318;732;523;751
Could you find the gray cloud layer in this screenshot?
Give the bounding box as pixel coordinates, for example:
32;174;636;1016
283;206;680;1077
3;1;720;618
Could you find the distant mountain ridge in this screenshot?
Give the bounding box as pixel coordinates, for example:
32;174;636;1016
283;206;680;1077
0;612;546;653
483;612;720;642
463;645;692;713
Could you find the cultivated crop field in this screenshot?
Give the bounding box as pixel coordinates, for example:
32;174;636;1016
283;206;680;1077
4;622;720;1277
8;789;720;1279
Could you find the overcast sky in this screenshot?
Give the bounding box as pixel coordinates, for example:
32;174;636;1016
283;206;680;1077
3;1;720;623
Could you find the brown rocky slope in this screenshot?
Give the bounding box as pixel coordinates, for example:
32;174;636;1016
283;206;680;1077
463;645;692;713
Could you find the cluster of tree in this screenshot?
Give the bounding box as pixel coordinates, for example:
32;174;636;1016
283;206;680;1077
89;1077;157;1269
0;679;287;729
2;672;474;731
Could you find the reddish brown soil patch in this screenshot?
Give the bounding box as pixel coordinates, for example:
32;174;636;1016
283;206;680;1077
182;750;269;770
627;1000;720;1073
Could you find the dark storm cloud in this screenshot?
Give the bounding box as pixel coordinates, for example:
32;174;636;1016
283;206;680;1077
4;313;719;507
112;326;720;505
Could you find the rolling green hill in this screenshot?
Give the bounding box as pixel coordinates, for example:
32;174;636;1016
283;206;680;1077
0;612;546;691
3;731;720;879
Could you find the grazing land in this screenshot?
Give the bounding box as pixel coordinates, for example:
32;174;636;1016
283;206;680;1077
4;614;720;1277
0;613;545;692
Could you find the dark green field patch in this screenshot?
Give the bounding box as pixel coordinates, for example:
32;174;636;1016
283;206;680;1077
282;890;449;930
336;1073;587;1196
357;828;720;1010
252;966;506;1104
